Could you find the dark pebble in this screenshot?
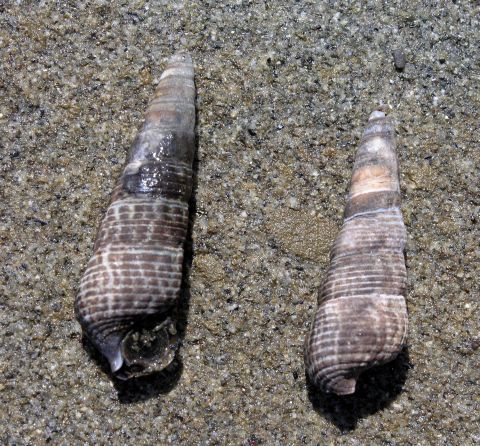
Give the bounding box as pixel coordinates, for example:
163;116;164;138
392;49;406;71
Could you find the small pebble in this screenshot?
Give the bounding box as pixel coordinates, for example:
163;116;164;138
471;338;480;351
392;49;406;71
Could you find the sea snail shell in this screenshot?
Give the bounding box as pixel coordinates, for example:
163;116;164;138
305;109;408;395
75;53;196;379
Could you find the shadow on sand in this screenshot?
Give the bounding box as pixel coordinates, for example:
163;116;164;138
307;346;412;431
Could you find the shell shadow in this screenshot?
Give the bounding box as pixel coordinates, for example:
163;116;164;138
306;346;412;431
79;127;199;403
113;356;184;404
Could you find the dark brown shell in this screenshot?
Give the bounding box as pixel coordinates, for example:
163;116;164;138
75;53;195;378
305;110;408;395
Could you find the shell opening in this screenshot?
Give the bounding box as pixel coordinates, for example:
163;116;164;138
114;318;179;380
328;376;358;395
109;349;124;373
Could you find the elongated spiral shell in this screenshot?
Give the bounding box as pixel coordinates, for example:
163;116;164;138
305;110;408;395
75;53;195;378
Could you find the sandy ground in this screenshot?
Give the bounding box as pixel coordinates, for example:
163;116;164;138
1;1;479;444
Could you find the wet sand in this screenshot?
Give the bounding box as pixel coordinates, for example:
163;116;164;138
1;1;479;444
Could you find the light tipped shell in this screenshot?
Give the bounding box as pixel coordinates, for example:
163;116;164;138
305;109;408;395
75;52;195;379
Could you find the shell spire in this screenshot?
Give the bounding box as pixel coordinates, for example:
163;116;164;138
75;52;196;379
305;109;408;395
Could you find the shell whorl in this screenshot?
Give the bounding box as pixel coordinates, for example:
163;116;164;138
305;110;408;395
75;53;195;378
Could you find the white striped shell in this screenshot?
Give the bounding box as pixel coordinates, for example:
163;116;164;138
305;109;408;395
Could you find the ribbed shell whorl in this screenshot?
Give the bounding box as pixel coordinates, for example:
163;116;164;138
75;53;195;378
305;110;408;395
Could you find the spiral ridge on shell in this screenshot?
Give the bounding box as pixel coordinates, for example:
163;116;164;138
75;53;195;378
305;110;408;395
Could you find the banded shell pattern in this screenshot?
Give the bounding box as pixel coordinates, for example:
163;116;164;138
75;53;196;378
305;110;408;395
